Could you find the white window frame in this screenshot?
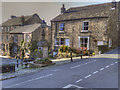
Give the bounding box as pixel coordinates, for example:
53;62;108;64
81;21;89;32
59;23;65;32
78;36;89;50
54;38;69;46
97;41;104;46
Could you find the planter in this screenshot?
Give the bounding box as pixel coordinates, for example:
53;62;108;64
0;64;15;73
29;63;55;68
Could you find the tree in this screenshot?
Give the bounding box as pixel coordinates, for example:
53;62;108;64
28;40;38;53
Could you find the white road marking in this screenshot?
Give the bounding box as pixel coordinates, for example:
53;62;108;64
71;60;96;69
105;65;109;68
115;62;118;64
71;65;81;69
63;84;83;88
76;79;82;83
93;71;98;74
52;69;61;72
100;68;104;71
6;74;53;88
85;74;91;79
111;63;114;66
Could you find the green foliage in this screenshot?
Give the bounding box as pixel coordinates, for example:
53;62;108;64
9;42;17;56
35;58;51;64
29;40;38;53
59;45;69;52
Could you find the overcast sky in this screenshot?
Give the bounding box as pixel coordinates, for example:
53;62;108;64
0;0;120;25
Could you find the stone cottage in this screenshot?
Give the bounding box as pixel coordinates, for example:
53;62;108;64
51;2;120;54
9;23;50;57
0;13;51;56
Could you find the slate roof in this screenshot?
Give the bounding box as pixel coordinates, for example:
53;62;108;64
51;3;113;22
10;23;41;34
2;14;42;26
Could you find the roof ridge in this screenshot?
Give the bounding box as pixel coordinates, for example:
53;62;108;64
67;2;111;11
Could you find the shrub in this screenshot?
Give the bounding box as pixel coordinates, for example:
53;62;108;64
59;45;69;52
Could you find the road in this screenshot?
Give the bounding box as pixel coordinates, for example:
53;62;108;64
2;48;119;89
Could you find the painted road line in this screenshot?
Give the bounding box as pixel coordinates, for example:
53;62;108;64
6;74;53;88
52;69;61;72
105;65;109;68
85;74;91;79
71;60;96;69
63;84;83;88
93;71;98;74
111;63;114;66
76;79;83;83
115;62;118;64
100;68;104;71
71;65;81;69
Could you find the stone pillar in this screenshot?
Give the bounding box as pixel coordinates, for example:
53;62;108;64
42;47;48;58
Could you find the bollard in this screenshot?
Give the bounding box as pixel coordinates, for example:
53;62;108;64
80;51;83;59
81;54;82;59
70;51;73;62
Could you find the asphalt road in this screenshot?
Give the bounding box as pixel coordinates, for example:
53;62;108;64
2;48;119;89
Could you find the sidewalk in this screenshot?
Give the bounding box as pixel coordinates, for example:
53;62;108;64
0;55;90;81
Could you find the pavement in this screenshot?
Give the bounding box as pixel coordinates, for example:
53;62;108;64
0;55;89;81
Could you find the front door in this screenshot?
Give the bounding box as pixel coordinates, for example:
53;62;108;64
65;39;70;46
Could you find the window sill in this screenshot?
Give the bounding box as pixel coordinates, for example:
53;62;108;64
81;30;88;33
58;31;65;33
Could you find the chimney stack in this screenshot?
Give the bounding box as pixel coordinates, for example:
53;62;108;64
112;0;117;9
11;15;16;18
61;4;66;14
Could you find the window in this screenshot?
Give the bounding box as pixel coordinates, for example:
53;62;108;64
54;38;67;46
79;36;89;49
6;44;8;50
14;46;17;53
82;21;89;32
14;35;18;43
26;34;30;42
6;35;8;41
1;44;5;51
55;38;59;45
97;41;104;46
60;38;65;45
59;23;65;32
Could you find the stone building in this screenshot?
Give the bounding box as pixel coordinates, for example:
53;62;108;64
9;23;50;57
51;2;120;54
0;13;50;56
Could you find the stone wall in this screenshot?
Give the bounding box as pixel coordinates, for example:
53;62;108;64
51;17;108;54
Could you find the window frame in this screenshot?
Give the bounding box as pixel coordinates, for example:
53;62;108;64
78;36;89;50
81;21;89;32
59;23;65;32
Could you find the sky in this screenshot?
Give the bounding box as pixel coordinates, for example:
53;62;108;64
0;0;120;25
